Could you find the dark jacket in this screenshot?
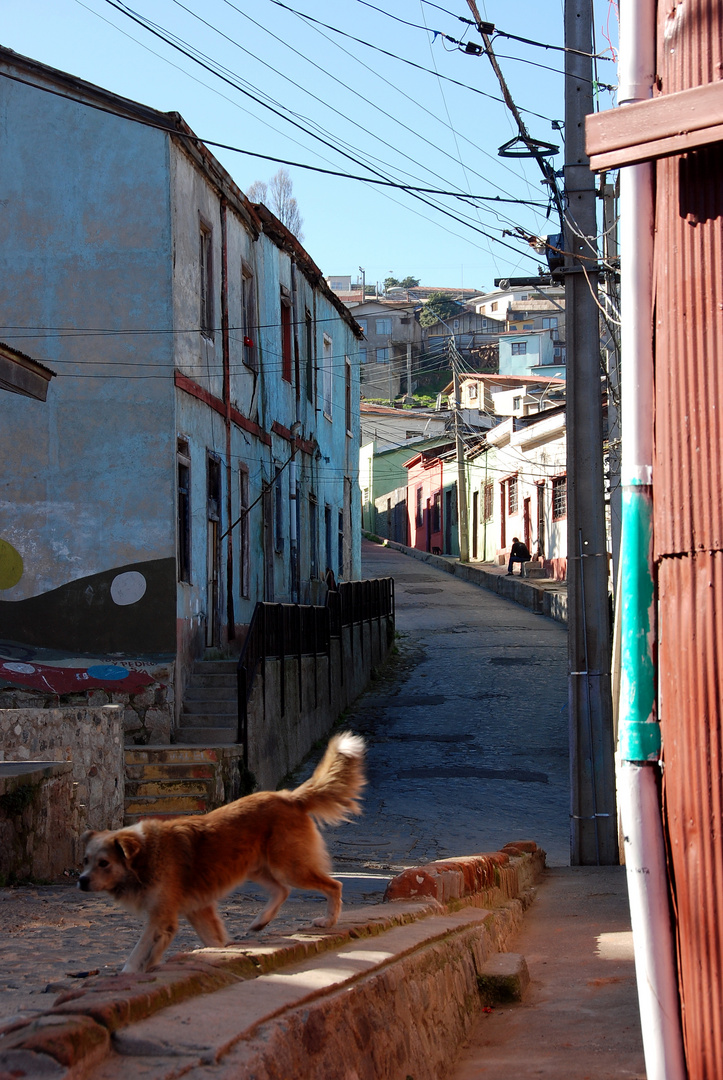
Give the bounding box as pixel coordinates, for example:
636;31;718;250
510;540;531;560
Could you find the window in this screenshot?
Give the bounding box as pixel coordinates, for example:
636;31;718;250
513;395;522;410
511;342;527;355
469;383;478;400
323;334;333;418
274;466;284;553
542;317;558;330
523;323;534;330
357;319;367;335
177;438;191;583
200;225;213;338
239;466;250;598
415;485;423;527
325;505;333;575
490;302;498;312
345;356;352;436
508;476;518;516
376;347;390;363
305;309;314;403
554;346;567;363
375;317;392;335
432;491;441;533
483;481;494;522
338;509;344;579
552;475;567;520
280;289;292;383
309;496;318;578
242;267;257;370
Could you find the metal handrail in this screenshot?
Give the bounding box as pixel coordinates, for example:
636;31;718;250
236;578;394;766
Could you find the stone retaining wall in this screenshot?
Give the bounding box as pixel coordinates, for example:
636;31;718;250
0;762;79;881
0;705;124;830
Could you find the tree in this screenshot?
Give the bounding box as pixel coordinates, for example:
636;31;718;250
419;292;462;328
384;274;420;291
246;168;304;241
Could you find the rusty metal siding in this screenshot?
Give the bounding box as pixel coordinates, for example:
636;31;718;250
654;2;723;1077
659;554;723;1077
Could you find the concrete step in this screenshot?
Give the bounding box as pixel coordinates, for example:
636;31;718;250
125;762;216;781
124;794;209;816
194;660;237;675
182;696;237;714
125;778;213;799
125;747;225;765
172;726;238;745
123;811;199;825
187;673;237;689
178;712;236;727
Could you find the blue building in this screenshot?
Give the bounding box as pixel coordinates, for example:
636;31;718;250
498;329;566;380
0;47;362;741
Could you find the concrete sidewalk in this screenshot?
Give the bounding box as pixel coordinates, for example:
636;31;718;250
451;865;646;1080
365;534;568;624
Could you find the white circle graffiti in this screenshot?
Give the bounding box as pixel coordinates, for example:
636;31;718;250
3;662;36;674
110;571;147;606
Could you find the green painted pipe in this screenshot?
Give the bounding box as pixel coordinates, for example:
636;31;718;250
619;485;660;762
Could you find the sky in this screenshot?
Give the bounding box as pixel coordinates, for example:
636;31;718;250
2;0;618;292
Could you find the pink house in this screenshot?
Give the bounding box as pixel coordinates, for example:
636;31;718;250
404;443;455;555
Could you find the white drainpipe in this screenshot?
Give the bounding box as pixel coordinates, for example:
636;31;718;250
617;2;686;1077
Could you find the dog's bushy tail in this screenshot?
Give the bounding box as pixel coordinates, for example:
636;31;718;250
291;732;366;823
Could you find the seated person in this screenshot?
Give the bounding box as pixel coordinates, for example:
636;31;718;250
507;537;531;576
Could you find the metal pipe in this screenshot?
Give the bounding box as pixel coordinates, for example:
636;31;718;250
617;2;686;1076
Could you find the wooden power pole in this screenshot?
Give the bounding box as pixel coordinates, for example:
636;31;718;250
564;0;618;863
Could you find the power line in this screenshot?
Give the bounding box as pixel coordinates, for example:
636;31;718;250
264;0;557;125
0;69;544;207
99;1;544;262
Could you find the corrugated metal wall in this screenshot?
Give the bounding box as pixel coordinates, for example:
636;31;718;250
654;2;723;1076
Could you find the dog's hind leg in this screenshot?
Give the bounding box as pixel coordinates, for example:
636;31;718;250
187;904;229;948
288;867;343;928
122;911;179;973
247;869;290;931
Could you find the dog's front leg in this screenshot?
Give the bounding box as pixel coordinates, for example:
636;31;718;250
187;904;229;948
122;913;178;973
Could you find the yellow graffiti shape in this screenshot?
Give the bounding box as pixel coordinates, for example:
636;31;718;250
0;539;23;590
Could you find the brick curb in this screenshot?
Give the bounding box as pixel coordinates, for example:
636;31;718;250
364;533;568;624
0;844;545;1077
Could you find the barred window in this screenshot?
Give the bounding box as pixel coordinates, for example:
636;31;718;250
483;481;494;522
552;475;567;520
508;476;518;516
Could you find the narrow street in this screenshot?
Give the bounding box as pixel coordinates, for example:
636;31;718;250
324;539;570;871
0;540;570;1028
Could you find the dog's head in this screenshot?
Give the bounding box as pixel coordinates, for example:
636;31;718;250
78;828;143;895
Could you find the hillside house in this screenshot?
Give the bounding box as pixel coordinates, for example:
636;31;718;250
0;47;362;743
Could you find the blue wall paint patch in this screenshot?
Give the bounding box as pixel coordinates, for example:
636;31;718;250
87;664;129;681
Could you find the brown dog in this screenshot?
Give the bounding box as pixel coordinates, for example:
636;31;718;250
78;732;365;973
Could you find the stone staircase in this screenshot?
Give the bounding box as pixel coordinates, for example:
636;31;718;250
124;747;220;825
123;658;242;825
176;658;238;744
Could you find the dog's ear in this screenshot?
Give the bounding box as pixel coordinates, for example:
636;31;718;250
81;830;97;847
115;834;142;863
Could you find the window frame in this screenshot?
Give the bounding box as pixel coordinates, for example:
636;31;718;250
199;223;213;339
177;438;192;584
241;265;257;371
552;475;567;520
322;333;333;420
280;287;292;384
507;475;519;516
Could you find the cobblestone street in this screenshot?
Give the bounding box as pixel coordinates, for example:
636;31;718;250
0;539;569;1030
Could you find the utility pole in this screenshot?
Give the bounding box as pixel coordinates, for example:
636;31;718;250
564;0;617;863
451;341;470;563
